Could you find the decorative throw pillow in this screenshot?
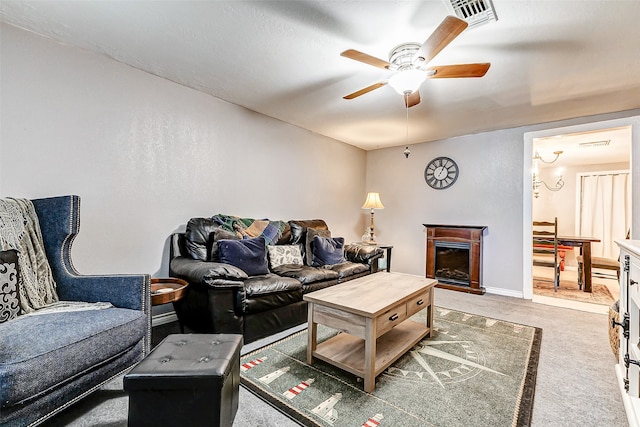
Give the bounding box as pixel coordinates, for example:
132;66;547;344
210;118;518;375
312;236;346;267
305;228;331;266
218;237;269;276
0;249;21;323
267;245;303;269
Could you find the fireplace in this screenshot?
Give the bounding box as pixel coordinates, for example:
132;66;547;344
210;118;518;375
424;224;486;295
435;241;471;286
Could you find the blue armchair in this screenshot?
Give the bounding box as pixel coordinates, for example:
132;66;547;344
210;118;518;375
0;195;150;426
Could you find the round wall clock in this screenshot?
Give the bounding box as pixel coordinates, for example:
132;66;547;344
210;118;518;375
424;157;459;189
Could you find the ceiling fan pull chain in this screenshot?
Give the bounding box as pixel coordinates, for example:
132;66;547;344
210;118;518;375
404;94;411;159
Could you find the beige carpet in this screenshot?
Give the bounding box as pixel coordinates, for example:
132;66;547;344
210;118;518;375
533;277;615;306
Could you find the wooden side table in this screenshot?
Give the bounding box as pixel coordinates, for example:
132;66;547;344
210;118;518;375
377;244;393;272
353;242;393;272
151;278;188;331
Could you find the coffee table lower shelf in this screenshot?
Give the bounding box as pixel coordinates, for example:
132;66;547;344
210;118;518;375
312;320;429;381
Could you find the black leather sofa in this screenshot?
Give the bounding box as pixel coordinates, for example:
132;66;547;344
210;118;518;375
169;218;383;344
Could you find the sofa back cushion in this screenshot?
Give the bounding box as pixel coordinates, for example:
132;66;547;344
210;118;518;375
289;219;330;265
184;218;218;261
210;228;240;262
312;236;346;267
276;223;292;245
288;219;329;245
218;237;269;276
305;228;331;266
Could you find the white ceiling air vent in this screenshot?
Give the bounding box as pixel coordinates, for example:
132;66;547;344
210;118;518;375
443;0;498;28
578;140;611;148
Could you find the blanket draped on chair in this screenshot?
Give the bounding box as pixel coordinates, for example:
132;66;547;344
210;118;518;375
212;214;286;245
0;197;58;313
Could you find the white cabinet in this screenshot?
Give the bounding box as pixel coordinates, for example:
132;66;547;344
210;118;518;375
616;240;640;426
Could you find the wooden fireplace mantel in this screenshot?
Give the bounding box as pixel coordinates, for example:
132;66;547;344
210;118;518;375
423;224;487;295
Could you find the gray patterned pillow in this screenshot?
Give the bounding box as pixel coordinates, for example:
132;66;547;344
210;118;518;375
0;249;20;323
267;245;303;269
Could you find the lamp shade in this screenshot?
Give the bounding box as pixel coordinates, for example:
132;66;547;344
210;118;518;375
362;192;384;210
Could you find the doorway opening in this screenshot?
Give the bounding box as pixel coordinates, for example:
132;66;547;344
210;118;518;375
523;116;639;312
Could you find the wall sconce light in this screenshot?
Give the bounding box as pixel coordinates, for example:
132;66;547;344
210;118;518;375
361;192;384;243
533;150;563;164
532;162;564;198
532;149;564;198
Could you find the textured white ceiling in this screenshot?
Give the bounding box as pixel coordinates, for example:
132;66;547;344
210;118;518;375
534;126;631;169
1;0;639;151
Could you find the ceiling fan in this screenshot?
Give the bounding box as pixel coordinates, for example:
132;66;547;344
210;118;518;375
341;15;490;108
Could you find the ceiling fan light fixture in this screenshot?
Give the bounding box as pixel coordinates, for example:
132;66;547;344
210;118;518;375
388;69;426;95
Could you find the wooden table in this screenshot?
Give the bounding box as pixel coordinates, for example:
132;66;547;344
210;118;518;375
304;272;436;392
557;236;601;293
151;278;188;331
376;244;393;272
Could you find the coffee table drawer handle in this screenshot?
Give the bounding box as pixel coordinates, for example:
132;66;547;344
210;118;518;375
416;299;424;306
389;313;399;321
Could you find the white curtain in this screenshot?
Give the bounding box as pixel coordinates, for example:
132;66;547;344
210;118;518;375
579;172;630;259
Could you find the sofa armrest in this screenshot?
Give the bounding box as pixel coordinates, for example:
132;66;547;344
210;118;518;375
170;257;247;288
173;283;243;335
54;273;149;311
344;244;384;264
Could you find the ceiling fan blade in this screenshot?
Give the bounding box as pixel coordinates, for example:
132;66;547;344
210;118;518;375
405;91;421;107
426;63;491;78
343;82;387;100
341;49;392;70
415;15;469;64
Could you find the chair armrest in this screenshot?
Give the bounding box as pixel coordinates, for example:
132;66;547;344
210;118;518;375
170;257;247;288
55;273;150;311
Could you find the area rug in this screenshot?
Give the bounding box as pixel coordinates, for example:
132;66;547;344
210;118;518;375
533;277;614;306
240;307;542;427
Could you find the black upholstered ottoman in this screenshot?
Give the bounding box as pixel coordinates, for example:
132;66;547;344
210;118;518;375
124;334;242;427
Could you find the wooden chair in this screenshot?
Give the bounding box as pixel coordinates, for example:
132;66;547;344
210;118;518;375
576;230;628;289
533;218;561;291
577;256;619;289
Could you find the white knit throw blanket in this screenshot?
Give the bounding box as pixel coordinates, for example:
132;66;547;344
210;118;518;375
0;198;59;313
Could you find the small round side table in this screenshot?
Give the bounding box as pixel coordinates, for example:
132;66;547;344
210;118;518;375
151;278;188;331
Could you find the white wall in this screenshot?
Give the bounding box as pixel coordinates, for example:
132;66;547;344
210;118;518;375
0;23;367;276
367;112;640;298
367;128;524;296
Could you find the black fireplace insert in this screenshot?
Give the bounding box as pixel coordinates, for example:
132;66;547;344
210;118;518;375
434;241;471;286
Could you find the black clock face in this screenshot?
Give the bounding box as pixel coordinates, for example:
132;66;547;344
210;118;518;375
424;157;459;189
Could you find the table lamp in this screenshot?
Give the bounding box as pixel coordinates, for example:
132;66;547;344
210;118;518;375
362;192;384;243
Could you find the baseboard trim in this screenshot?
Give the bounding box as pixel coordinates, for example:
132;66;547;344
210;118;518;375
484;286;525;299
152;311;178;326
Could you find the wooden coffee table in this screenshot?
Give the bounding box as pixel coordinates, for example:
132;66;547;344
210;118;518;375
304;272;436;392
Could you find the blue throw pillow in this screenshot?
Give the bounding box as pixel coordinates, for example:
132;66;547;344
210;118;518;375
312;236;346;267
218;237;269;276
